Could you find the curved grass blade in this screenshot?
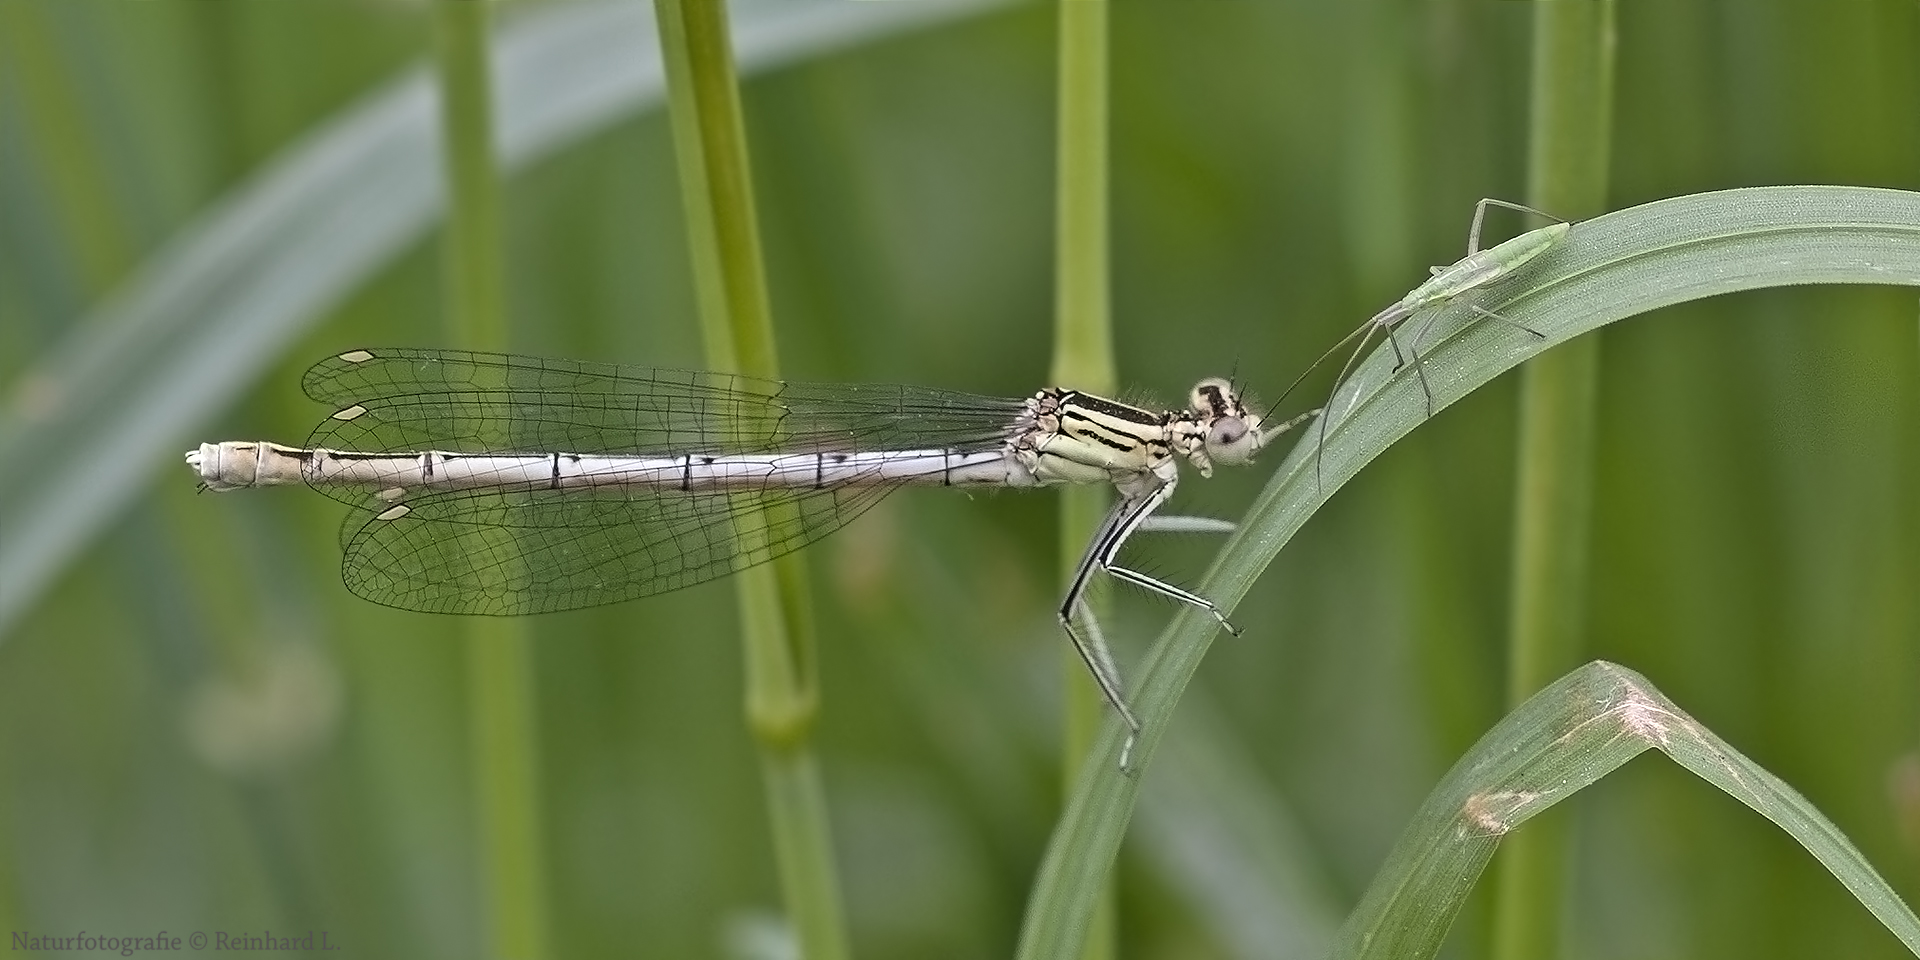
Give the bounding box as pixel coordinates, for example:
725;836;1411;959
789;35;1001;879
1016;184;1920;960
1328;661;1920;958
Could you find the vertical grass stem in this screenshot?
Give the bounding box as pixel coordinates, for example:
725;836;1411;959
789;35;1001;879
1492;4;1616;959
653;3;847;958
433;5;553;958
1050;3;1119;959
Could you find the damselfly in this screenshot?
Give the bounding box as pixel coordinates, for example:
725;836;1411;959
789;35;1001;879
189;348;1315;761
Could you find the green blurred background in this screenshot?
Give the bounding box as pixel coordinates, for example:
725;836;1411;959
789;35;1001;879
3;1;1918;957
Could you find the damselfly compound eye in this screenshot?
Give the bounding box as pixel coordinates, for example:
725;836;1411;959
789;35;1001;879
1206;414;1261;465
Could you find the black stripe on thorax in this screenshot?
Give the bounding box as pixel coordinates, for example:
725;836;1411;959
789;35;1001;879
1057;390;1163;426
1068;423;1142;453
1058;396;1171;455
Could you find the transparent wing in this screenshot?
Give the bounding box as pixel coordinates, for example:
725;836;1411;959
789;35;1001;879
339;480;900;615
299;348;1029;614
303;348;1024;473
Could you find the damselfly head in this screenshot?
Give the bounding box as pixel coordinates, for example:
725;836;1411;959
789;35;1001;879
1189;377;1263;467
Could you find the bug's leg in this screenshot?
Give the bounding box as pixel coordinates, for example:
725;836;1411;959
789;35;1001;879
1059;498;1145;773
1381;317;1435;418
1468;197;1569;254
1316;320;1387;492
1469;304;1547;339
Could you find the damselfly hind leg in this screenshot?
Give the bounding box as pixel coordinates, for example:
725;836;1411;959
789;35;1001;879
1063;609;1143;771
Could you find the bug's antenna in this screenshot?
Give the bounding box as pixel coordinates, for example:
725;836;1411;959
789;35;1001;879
1259;319;1375;427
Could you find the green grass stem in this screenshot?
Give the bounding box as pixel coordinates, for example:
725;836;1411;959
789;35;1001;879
1048;3;1117;959
463;626;551;960
653;2;847;957
1493;5;1616;958
434;5;552;958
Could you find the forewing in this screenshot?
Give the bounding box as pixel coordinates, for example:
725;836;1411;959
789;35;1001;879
301;348;1025;614
300;348;1023;507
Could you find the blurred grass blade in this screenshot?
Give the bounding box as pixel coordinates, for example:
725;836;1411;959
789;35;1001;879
0;0;1015;639
1016;184;1920;958
1328;661;1920;958
1136;693;1343;960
